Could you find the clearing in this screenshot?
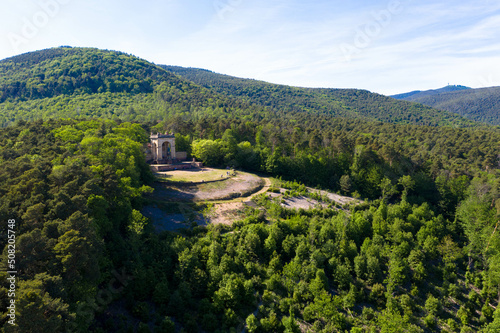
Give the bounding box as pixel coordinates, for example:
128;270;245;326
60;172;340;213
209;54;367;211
155;168;235;183
153;168;264;201
142;167;359;231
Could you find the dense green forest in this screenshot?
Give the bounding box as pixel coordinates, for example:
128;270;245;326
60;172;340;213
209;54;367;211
0;116;499;332
0;119;154;332
0;47;479;128
161;66;476;128
392;86;500;126
0;48;270;127
1;47;500;332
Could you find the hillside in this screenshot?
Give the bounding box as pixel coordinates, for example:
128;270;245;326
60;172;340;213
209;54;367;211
0;47;274;126
0;47;482;128
1;118;500;332
391;85;500;126
391;85;471;100
2;48;500;332
162;66;477;127
0;47;175;100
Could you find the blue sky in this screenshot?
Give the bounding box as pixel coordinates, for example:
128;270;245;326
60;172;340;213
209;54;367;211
1;0;500;95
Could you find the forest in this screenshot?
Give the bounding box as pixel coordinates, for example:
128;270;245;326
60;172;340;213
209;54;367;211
161;66;476;128
0;47;483;128
0;47;500;332
392;86;500;126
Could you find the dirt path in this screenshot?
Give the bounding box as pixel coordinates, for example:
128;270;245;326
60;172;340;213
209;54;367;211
205;177;272;225
249;177;272;198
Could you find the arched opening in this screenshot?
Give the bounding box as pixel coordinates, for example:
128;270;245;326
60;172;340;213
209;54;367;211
162;141;171;160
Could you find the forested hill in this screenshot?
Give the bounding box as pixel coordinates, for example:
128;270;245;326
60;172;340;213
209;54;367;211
0;47;481;128
161;65;476;127
391;85;471;100
0;47;269;127
391;85;500;126
0;47;176;100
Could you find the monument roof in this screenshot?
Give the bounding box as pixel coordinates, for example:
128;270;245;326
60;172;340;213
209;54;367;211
150;133;175;139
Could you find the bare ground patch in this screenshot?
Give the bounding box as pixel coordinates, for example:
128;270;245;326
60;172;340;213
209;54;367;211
144;169;359;231
206;202;247;225
155;167;234;183
142;205;206;232
153;171;264;202
281;196;328;210
143;171;267;231
308;188;361;205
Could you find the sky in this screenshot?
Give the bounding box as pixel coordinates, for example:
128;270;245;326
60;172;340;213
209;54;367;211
1;0;500;95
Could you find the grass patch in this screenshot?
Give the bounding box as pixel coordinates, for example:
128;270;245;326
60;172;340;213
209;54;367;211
155;168;235;183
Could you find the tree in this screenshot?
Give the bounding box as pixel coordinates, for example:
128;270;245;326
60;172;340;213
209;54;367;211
425;294;441;316
282;311;300;333
11;278;73;333
21;202;46;229
16;229;52;278
222;128;239;163
155;316;175;333
175;133;191;155
340;175;352;195
260;310;283;332
128;209;148;237
246;313;259;333
236;141;260;170
380;177;397;202
377;309;423;333
398;175;415;201
191;139;224;166
54;229;100;298
87;194;111;237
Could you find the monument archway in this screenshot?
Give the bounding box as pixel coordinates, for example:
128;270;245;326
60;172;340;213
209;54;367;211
150;132;176;163
162;142;171;159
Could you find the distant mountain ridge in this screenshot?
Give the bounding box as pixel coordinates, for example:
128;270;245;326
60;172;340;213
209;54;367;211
391;85;471;100
0;47;481;128
391;85;500;125
162;65;475;127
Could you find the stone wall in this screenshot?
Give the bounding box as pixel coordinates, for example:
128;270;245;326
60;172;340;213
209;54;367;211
175;152;188;161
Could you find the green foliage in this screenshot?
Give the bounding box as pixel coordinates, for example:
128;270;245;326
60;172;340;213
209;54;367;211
128;209;148;236
246;313;259;333
1;47;500;332
393;85;500;126
191;139;224;166
425;294;441;316
163;65;478;127
0;115;498;332
0;119;154;330
155;317;175;333
0;47;164;101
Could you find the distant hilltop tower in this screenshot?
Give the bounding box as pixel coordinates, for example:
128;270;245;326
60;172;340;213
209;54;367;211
150;132;176;164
